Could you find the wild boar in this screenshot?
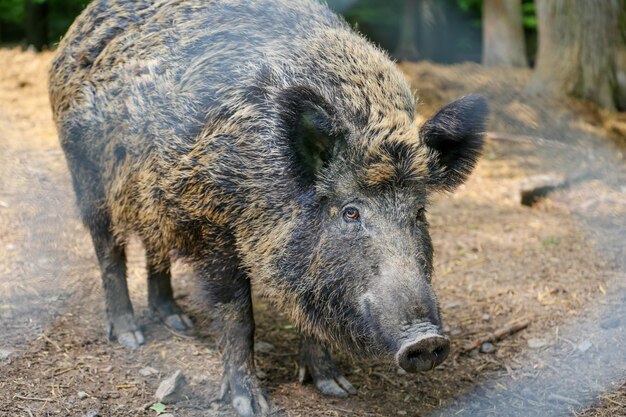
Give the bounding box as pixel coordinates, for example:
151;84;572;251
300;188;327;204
49;0;488;415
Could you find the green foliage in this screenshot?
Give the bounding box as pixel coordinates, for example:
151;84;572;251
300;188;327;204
48;0;88;44
342;0;399;26
149;402;167;415
1;0;537;63
456;0;537;30
522;1;537;30
542;236;560;248
0;0;25;24
0;0;86;46
327;0;403;51
457;0;482;14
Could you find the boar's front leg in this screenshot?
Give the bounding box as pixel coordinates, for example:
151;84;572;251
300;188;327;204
298;335;356;397
204;264;269;417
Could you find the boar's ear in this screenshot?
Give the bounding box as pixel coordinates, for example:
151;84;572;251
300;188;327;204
280;87;346;183
420;95;488;191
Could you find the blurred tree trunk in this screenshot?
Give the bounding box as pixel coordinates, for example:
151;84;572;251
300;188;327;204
25;0;48;51
395;0;420;61
528;0;623;111
615;1;626;110
418;0;444;62
482;0;527;67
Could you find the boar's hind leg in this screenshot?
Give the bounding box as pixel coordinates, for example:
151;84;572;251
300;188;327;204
62;128;144;348
203;263;269;417
298;335;356;398
146;254;193;330
87;211;144;348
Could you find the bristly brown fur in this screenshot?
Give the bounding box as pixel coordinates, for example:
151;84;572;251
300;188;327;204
49;0;486;371
48;0;429;328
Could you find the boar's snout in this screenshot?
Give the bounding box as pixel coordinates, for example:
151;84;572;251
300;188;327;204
396;333;450;372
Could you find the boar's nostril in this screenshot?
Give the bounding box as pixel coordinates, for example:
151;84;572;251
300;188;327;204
396;334;450;373
433;346;446;360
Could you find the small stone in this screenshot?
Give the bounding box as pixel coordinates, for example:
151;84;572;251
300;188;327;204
481;314;491;322
256;370;267;379
479;342;496;353
77;391;88;400
0;349;12;361
600;317;620;329
155;370;186;404
396;368;407;376
527;338;549;349
190;374;208;385
577;340;592;353
5;243;16;251
444;302;461;309
100;365;113;373
0;200;8;208
254;341;275;354
397;411;407;416
84;411;100;417
160;414;175;417
139;366;159;377
450;328;462;337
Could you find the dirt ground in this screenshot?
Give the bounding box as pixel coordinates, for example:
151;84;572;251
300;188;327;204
0;48;624;417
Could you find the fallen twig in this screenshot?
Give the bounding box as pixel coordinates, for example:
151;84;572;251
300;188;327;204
38;334;62;352
548;393;582;406
13;394;54;402
370;371;398;387
461;320;530;352
328;405;355;414
602;396;625;407
53;367;76;376
15;405;35;417
163;325;195;339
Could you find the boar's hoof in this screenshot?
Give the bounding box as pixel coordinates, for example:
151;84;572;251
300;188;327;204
299;342;356;398
220;369;270;417
107;313;145;349
116;330;146;349
149;300;194;331
164;314;194;331
396;334;450;373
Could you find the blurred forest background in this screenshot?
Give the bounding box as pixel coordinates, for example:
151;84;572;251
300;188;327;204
0;0;624;111
0;0;533;61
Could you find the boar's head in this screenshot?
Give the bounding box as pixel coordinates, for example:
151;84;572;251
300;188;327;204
276;87;488;372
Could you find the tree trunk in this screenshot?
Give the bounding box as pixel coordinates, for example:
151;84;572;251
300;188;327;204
25;0;48;51
615;0;626;110
482;0;527;67
418;0;444;62
528;0;623;111
395;0;420;61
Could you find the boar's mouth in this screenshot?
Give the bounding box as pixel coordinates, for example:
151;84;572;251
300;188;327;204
395;323;450;373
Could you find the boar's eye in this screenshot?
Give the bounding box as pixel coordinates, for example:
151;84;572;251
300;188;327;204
416;207;427;221
342;207;360;222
